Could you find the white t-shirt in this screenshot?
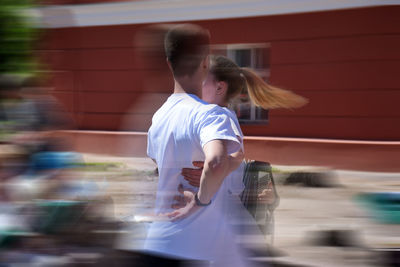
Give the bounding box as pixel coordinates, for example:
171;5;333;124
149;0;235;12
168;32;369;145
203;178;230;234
145;93;241;260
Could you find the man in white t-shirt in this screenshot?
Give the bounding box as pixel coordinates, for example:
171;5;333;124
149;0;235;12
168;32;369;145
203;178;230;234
143;24;245;266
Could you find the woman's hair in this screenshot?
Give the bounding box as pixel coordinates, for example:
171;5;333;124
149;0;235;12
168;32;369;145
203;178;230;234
209;55;308;109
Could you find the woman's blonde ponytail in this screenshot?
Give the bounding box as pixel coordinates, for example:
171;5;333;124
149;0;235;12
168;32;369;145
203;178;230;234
241;67;308;109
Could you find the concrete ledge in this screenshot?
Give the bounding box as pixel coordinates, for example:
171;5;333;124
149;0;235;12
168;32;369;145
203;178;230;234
54;130;400;172
54;130;148;157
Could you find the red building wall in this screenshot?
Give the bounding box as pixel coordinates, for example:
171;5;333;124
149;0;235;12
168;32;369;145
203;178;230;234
39;5;400;140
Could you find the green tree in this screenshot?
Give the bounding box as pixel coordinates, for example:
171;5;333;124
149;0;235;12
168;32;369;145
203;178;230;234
0;0;39;76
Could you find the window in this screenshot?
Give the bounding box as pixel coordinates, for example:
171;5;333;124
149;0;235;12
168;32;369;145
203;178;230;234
211;43;270;124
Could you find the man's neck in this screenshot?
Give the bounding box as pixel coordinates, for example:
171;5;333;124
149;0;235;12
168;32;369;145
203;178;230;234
173;78;202;98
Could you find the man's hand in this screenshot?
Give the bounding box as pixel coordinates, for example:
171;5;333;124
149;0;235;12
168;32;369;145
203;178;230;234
167;184;200;221
181;161;204;187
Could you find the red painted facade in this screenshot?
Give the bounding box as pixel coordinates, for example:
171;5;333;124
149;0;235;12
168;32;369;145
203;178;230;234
39;6;400;141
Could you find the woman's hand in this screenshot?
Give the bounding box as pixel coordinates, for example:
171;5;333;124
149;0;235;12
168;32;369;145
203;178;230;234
181;161;204;187
167;184;200;221
258;181;275;204
171;184;194;209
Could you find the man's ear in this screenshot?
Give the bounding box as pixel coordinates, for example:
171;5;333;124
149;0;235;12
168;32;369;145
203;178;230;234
216;81;228;96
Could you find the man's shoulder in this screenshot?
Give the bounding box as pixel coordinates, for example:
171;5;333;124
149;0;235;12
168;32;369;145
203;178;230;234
192;104;235;130
197;102;220;113
193;103;231;122
198;103;232;117
170;94;224;117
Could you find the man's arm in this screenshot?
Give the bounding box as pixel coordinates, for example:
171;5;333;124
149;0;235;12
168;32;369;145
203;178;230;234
182;149;243;188
167;139;237;220
196;139;230;204
227;148;244;174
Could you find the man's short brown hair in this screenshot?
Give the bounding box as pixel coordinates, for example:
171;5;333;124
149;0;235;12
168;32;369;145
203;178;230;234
164;24;210;77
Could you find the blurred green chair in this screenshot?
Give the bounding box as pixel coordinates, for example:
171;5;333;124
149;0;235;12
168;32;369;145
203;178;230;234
356;192;400;224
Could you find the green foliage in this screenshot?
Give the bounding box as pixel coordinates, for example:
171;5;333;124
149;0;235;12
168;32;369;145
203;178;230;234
0;0;39;76
74;162;125;171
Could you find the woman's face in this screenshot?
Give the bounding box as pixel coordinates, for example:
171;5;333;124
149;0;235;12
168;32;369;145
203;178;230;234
202;73;226;106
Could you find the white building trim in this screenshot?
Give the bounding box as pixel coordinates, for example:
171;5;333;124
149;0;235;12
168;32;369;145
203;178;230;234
34;0;400;28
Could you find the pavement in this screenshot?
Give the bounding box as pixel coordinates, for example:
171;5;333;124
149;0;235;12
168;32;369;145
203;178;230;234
81;153;400;267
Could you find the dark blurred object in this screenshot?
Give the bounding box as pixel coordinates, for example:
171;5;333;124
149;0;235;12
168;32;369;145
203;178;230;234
113;250;208;267
246;245;288;258
308;229;365;248
371;248;400;267
284;171;340;188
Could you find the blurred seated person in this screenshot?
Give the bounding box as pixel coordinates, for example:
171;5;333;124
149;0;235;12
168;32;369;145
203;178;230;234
0;74;73;153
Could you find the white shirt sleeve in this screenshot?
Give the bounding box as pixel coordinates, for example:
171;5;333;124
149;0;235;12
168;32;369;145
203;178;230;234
230;117;241;137
228;111;244;151
197;108;241;155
